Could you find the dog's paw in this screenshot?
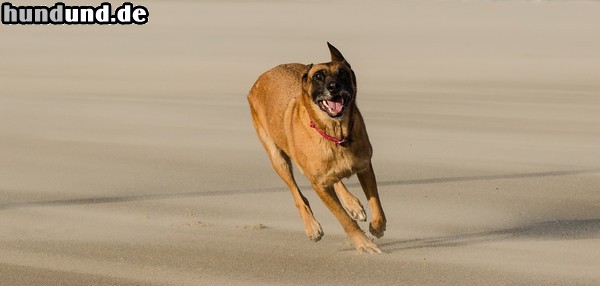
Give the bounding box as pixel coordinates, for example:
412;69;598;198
357;244;383;254
352;234;383;254
369;217;386;238
305;220;324;242
343;197;367;222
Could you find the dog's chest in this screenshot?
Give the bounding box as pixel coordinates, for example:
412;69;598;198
314;143;370;185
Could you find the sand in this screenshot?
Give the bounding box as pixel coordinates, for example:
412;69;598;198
1;0;600;285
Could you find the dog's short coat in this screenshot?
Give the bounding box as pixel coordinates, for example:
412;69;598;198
247;43;386;254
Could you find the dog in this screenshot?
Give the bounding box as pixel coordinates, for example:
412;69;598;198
247;42;386;254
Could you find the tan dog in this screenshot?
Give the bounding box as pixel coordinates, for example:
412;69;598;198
247;43;386;254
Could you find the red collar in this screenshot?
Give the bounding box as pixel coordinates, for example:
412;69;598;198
309;116;353;146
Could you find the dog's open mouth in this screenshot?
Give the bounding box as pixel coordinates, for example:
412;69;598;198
318;95;349;118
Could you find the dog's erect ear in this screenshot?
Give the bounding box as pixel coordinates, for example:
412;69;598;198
327;42;351;68
302;63;313;92
327;42;345;62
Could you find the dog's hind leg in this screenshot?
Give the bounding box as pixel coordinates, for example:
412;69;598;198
252;124;323;241
312;183;381;254
357;162;386;238
333;181;366;222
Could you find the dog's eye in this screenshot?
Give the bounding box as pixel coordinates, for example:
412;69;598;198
313;72;324;81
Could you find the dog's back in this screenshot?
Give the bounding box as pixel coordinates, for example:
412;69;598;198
248;63;307;152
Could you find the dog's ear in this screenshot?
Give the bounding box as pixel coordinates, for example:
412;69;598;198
327;42;344;62
302;63;313;81
302;63;313;92
327;42;352;68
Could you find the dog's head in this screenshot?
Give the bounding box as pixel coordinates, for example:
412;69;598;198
302;42;357;119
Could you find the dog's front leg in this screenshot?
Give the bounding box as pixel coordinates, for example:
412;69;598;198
312;183;382;254
357;162;386;238
333;181;366;222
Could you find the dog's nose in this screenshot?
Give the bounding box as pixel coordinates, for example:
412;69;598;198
327;82;338;92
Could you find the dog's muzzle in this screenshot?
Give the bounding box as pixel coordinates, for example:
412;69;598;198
317;91;351;118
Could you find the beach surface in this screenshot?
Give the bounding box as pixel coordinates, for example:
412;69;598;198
1;1;600;285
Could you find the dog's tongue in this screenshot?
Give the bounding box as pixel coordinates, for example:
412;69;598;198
326;97;344;114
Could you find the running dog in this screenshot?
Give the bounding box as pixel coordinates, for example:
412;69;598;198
247;43;386;254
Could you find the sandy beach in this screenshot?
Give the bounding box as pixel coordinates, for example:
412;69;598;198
1;0;600;285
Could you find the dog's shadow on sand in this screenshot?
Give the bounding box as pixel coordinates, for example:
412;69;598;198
378;219;600;253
